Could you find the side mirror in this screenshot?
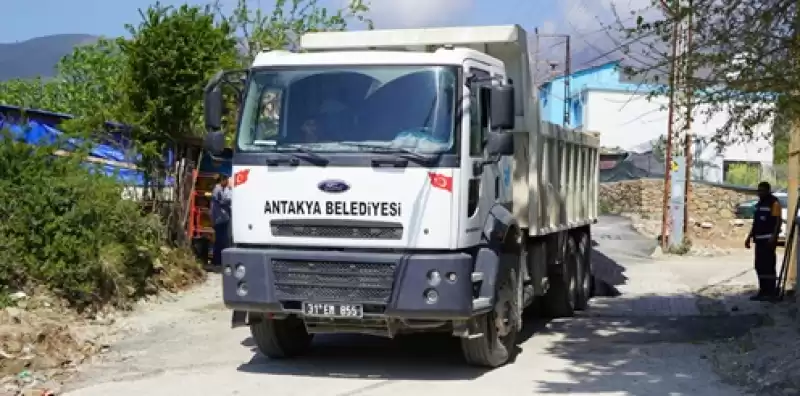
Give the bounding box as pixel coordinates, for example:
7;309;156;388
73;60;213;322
204;130;226;155
204;71;225;134
490;85;515;130
204;87;223;133
485;131;514;157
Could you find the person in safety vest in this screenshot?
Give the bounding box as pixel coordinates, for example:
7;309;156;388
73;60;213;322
744;181;782;300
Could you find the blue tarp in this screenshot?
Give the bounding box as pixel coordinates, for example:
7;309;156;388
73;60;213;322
0;116;174;187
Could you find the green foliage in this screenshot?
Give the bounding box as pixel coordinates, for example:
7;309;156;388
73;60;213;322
0;78;68;113
597;199;613;215
223;0;373;65
56;38;128;120
665;237;692;255
620;0;800;145
725;163;763;187
120;3;239;145
0;0;372;311
0;39;126;120
0;129;164;310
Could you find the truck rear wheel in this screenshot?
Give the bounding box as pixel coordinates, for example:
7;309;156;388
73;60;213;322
460;265;519;368
250;314;313;359
543;237;579;318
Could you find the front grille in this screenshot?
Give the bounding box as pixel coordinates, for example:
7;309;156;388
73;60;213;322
272;259;397;304
270;219;403;240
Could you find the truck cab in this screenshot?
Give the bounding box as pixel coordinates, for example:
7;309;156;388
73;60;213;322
203;25;599;368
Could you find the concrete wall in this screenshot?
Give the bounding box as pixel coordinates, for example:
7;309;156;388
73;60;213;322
599;179;756;221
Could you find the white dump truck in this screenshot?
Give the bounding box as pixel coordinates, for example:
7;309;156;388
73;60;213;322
202;24;599;368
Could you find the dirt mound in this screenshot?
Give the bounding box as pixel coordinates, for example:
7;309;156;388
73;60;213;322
0;297;106;396
0;308;100;374
702;288;800;395
0;247;207;395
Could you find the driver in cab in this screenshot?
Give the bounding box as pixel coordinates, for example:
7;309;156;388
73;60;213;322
297;118;319;143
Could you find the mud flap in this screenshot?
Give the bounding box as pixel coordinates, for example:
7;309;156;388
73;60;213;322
231;310;248;328
475;248;500;302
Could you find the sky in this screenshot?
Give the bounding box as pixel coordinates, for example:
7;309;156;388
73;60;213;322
1;0;656;70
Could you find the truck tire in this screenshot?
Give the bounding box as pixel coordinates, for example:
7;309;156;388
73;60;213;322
460;264;519;368
574;231;593;311
543;237;579;318
250;314;313;359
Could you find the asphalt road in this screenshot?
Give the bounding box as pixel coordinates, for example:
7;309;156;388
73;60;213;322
64;216;749;396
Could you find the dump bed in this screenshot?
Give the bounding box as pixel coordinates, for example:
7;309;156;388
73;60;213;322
511;122;599;236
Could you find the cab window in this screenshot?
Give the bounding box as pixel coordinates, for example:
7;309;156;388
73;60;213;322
469;69;490;156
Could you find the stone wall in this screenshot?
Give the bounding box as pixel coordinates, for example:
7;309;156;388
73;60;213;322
599;179;756;222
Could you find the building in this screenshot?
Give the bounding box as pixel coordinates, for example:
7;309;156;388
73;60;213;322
538;61;775;183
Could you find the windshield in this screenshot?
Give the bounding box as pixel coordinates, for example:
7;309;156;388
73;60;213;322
236;65;457;154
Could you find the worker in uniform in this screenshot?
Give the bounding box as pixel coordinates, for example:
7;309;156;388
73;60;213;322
744;181;782;300
211;174;233;267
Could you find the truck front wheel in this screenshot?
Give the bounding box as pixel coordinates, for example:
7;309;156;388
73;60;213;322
460;264;519;368
249;314;313;359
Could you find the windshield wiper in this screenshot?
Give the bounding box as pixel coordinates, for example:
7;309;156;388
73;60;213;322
339;143;439;166
268;145;329;166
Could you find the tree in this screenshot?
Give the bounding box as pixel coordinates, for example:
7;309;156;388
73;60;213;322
0;38;127;131
120;3;239;145
56;38;127;120
220;0;373;65
0;77;63;112
117;3;239;240
618;0;798;146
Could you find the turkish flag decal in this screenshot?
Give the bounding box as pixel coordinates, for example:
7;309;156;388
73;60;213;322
234;169;250;187
428;172;453;192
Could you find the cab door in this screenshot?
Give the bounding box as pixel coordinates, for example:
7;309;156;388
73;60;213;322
458;62;503;248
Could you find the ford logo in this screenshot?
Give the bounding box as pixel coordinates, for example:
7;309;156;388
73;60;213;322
318;179;350;193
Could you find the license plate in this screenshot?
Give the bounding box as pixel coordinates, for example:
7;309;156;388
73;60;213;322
302;302;363;319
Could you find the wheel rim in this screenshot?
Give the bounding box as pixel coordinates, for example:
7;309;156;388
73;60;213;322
580;241;592;298
568;252;578;308
582;260;592;297
493;272;517;352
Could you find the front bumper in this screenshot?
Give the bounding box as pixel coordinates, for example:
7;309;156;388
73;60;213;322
221;247;480;319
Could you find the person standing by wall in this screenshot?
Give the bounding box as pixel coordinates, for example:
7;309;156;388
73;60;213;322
744;181;783;300
211;174;232;266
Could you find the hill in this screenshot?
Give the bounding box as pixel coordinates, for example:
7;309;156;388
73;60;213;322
0;34;98;81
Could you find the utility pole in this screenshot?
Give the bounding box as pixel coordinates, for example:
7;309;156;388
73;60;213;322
564;35;571;126
660;0;695;249
784;15;800;294
682;0;694;236
660;19;679;250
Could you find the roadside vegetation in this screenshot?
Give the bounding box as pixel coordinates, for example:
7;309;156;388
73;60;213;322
0;0;371;310
0;0;372;387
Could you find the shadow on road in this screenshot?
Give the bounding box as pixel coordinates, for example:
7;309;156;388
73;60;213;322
236;332;494;380
591;248;627;297
235;289;769;388
530;295;767;395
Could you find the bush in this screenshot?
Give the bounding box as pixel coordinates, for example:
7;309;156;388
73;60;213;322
0;130;177;310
